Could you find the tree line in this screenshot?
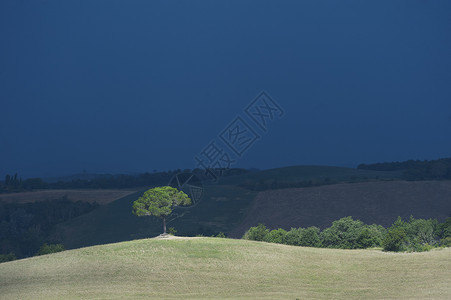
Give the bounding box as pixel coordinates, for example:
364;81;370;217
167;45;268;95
242;216;451;252
0;171;177;193
0;168;250;194
358;157;451;180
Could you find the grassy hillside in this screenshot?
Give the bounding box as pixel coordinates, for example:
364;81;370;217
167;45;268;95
1;237;450;299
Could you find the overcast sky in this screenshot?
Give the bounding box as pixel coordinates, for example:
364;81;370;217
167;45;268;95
1;0;450;178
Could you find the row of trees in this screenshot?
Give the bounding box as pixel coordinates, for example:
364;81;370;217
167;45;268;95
0;168;251;194
358;157;451;180
49;171;179;190
0;171;178;193
239;157;451;192
0;174;47;193
243;216;451;252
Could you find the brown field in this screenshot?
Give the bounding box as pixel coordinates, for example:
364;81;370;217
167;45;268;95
0;189;138;205
231;180;451;237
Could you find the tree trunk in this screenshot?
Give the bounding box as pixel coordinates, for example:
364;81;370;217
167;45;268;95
163;216;167;234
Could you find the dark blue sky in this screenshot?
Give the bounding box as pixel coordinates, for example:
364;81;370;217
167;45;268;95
1;0;450;178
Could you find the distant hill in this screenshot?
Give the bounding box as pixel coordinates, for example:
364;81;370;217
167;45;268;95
358;157;451;180
1;237;450;299
217;165;403;190
43;173;115;183
4;162;449;256
230;180;451;238
51;165;451;251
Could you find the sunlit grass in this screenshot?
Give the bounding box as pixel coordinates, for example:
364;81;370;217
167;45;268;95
0;237;450;299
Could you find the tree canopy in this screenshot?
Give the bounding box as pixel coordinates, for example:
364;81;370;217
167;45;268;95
132;186;191;234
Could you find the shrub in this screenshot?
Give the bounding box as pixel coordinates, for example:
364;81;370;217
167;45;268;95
282;227;322;247
419;243;434;252
406;217;437;246
356;225;386;248
283;228;304;246
440;237;451;247
407;241;434;252
167;227;177;235
300;227;322;247
242;224;269;241
437;217;451;239
216;232;226;238
391;216;407;230
383;228;407;252
357;228;377;248
320;217;365;249
387;216;440;252
264;228;287;244
0;253;16;263
36;243;65;256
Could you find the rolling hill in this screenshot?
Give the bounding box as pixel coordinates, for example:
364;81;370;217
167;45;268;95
53;185;257;249
216;165;403;189
49;165;451;250
230;180;451;237
0;237;450;299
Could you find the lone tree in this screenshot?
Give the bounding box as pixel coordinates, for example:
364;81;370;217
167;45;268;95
132;186;191;234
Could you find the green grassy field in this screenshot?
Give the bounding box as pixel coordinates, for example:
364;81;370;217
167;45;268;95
1;237;450;299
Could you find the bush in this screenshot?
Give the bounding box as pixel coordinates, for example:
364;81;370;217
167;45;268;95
167;227;177;235
383;228;407;252
320;217;365;249
264;228;287;244
36;243;65;256
437;217;451;239
386;216;440;252
300;227;322;247
440;237;451;247
216;232;226;238
357;228;377;248
282;227;322;247
356;225;385;248
283;228;304;246
406;217;437;245
407;241;434;252
242;224;269;241
0;253;16;263
419;243;434;252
